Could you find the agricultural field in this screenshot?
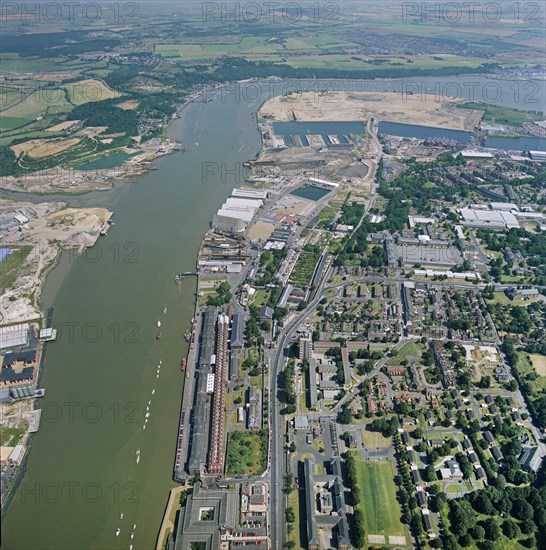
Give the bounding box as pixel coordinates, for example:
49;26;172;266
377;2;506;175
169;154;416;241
11;138;80;159
225;430;267;477
356;460;407;538
65;79;121;106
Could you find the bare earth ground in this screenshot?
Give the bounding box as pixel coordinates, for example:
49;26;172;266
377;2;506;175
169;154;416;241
11;138;81;159
0;200;111;322
247;220;276;241
260;91;483;130
118;100;139;110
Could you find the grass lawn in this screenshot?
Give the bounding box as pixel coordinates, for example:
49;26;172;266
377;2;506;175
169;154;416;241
487;291;539;306
225;430;267;477
355;460;406;537
362;428;391;449
251;288;269;307
286;487;301;549
0;426;26;446
387;342;423;365
516;352;546;391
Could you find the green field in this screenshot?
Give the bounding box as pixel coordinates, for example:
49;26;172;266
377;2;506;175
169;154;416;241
515;352;546;391
458;102;544;129
0;426;26;446
225;429;267;477
387;342;423;365
356;460;406;537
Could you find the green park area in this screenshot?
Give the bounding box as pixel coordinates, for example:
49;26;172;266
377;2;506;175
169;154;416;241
356;460;406;538
387;342;423;365
225;430;267;477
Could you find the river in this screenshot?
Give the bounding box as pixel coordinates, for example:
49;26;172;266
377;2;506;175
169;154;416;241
2;75;544;549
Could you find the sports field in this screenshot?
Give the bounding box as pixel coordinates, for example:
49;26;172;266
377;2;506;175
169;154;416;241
356;460;406;538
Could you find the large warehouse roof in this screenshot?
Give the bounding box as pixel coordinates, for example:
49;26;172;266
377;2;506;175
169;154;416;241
216;208;254;222
224;197;263;211
232;188;268;199
460;208;520;229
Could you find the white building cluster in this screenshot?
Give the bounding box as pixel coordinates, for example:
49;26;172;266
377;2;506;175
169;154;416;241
212;188;268;234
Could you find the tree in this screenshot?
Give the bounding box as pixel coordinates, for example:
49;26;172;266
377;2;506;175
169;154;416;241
470;525;486;540
502;519;520;539
480;518;500;541
413;427;424;439
511;499;534;521
285;507;295;523
339;403;353;424
424;465;437;482
353;507;366;548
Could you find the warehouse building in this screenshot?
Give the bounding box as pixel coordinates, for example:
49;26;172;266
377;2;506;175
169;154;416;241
459;208;520;229
231;188;268;200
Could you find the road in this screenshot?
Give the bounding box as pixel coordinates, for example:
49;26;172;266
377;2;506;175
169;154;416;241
269;122;385;545
269;264;333;549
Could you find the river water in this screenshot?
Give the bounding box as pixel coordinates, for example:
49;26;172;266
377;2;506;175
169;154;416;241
2;75;544;549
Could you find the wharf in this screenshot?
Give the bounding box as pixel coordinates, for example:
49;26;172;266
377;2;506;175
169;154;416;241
173;309;202;481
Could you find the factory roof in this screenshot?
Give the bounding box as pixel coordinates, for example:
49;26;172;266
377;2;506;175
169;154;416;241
232;188;269;199
224;197;263;211
0;323;30;350
460;150;494;158
490;202;518;211
215;208;255;222
459;208;520;229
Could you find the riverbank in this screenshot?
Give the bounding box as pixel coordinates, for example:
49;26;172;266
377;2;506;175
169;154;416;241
0;200;111;323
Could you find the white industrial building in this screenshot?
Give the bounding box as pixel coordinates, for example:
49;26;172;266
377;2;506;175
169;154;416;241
414;269;481;280
231;188;268;200
212;189;266;234
224;197;263;211
0;323;30;350
459;208;520;229
460;150;494;159
408;216;435;228
529;150;546;161
308;177;339;189
490;202;518;211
